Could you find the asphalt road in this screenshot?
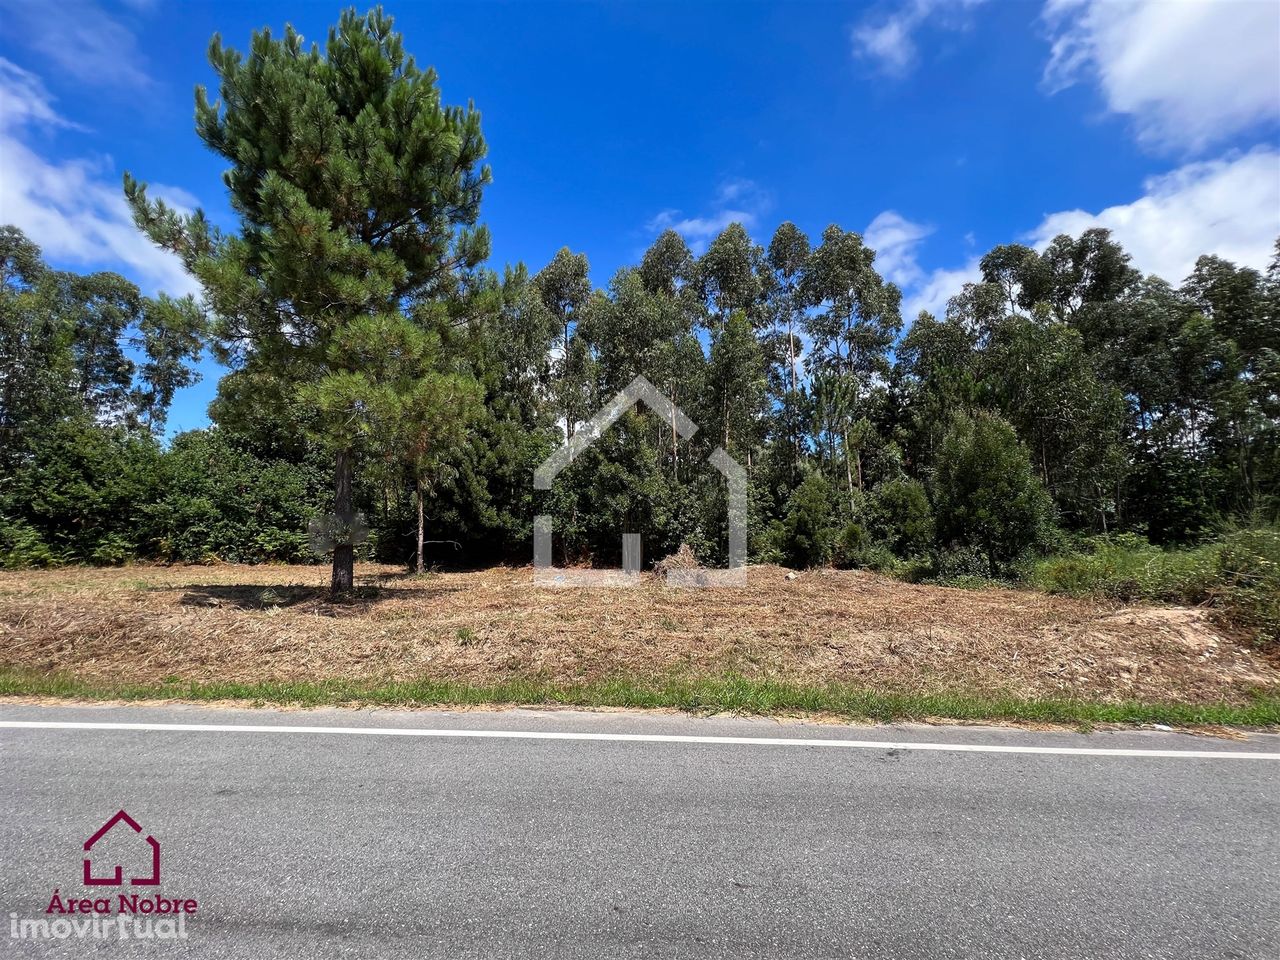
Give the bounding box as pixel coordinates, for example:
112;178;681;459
1;703;1277;960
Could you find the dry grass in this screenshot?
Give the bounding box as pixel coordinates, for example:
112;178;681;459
1;563;1276;705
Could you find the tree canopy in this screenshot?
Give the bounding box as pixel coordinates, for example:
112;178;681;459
123;6;491;591
1;7;1276;593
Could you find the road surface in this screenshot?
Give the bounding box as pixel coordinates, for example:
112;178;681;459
1;702;1277;959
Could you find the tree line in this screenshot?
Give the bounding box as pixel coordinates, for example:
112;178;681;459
1;8;1276;590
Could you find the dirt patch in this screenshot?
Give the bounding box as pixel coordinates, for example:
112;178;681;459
0;563;1275;704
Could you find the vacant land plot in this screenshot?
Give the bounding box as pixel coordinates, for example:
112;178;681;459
1;564;1276;710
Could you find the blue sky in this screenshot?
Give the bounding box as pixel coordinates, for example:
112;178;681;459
1;0;1277;436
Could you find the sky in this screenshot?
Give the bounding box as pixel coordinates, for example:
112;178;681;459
1;0;1278;436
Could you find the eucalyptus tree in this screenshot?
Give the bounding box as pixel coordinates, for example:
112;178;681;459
981;316;1127;531
978;243;1041;318
639;229;695;299
708;309;767;462
1180;254;1278;517
639;230;700;472
764;222;811;481
802;225;901;394
1;227;71;458
810;369;871;511
125;7;491;592
1031;228;1140;328
697;224;766;485
801;225;901;507
398;366;483;573
534;248;593;440
697;223;764;331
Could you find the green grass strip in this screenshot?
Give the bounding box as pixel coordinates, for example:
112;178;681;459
1;668;1277;728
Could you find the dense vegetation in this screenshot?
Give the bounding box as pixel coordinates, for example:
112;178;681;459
0;9;1276;634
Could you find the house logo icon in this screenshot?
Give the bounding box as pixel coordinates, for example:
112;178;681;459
83;810;160;886
533;374;746;587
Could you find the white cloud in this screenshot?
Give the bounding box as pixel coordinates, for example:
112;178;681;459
852;0;988;77
904;259;982;321
648;209;758;242
853;13;916;76
861;210;974;320
899;147;1280;319
715;177;757;205
646;178;771;253
0;59;86;131
864;210;934;288
0;0;152;90
0;57;200;298
1042;0;1280;153
1025;147;1280;283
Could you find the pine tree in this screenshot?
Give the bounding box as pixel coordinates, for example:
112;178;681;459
125;6;491;592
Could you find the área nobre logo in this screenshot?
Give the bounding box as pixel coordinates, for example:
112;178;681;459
84;809;159;885
9;809;199;943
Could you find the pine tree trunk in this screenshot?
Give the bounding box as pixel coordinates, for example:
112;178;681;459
331;448;355;595
416;477;425;575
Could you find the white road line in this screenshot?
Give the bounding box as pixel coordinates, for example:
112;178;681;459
1;720;1278;759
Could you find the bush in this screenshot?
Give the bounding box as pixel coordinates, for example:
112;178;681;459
844;542;907;575
930;545;1010;588
1030;528;1280;645
933;412;1054;576
145;430;325;564
868;477;934;557
0;418;163;566
777;473;838;567
830;521;868;567
1029;532;1219;601
1216;528;1280;644
0;424;328;569
0;518;60;569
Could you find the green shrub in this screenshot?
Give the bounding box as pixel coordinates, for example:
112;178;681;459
1215;528;1280;644
0;418;161;567
830;521;868;567
845;542;907;575
1030;528;1280;644
931;545;1009;588
933;412;1054;576
89;533;138;566
778;473;838;567
869;477;934;557
0;519;61;569
0;424;327;569
145;430;324;564
1030;533;1218;601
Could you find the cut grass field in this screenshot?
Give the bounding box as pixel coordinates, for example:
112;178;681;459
1;563;1277;726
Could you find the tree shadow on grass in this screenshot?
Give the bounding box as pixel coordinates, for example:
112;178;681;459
176;578;463;612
